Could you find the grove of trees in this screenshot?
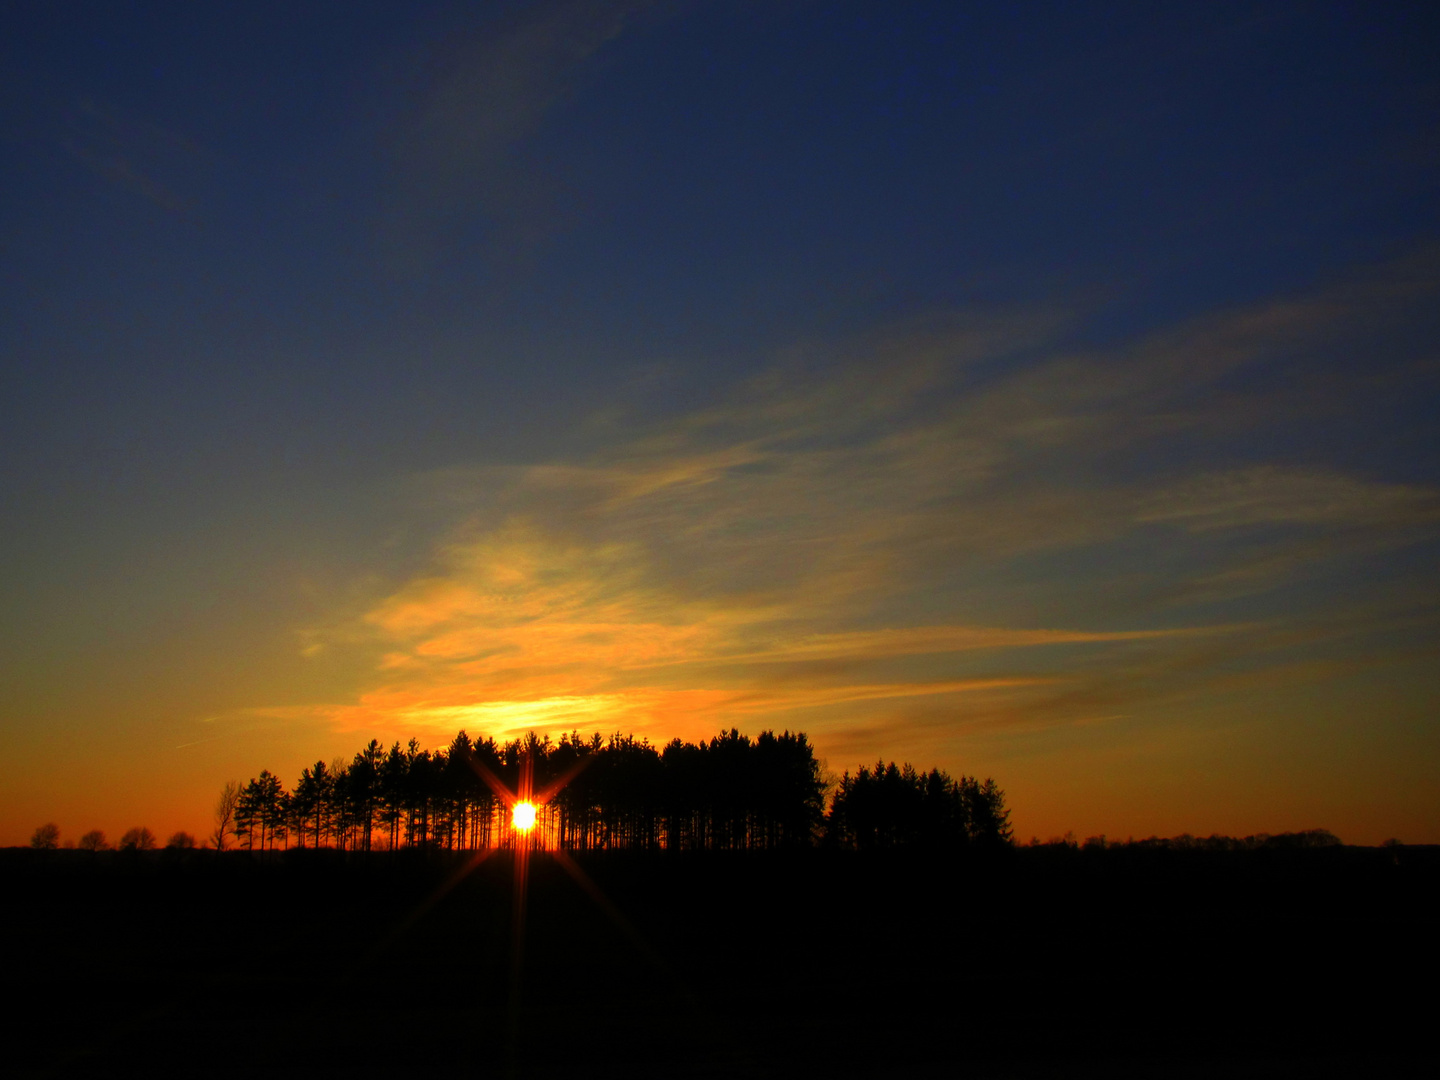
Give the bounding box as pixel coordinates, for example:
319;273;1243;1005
826;762;1013;849
218;728;1014;854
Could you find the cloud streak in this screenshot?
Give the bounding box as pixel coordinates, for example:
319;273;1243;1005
59;99;208;215
288;253;1440;763
380;0;652;272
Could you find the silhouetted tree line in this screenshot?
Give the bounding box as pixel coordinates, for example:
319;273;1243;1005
216;728;1014;854
826;762;1013;849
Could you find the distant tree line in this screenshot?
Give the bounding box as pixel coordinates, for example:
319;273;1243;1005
29;824;196;851
1030;828;1344;852
206;728;1014;854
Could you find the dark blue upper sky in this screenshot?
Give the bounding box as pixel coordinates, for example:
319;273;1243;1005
4;2;1435;481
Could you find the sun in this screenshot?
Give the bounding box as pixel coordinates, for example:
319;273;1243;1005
512;801;537;831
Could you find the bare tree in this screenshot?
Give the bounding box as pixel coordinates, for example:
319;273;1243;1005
30;823;60;850
78;829;109;851
166;830;197;849
119;826;157;851
211;780;240;851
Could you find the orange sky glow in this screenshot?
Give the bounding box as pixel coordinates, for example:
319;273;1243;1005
5;269;1437;847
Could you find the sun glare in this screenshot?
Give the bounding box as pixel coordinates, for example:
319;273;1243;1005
512;801;537;831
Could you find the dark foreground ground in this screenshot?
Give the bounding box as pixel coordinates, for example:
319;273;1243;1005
3;843;1436;1078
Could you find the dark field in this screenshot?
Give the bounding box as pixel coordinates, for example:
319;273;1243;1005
4;844;1435;1077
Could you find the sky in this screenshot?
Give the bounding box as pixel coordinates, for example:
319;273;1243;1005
2;1;1437;846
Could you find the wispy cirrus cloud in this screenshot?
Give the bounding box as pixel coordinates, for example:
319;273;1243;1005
380;0;653;272
59;99;209;215
285;252;1440;761
1136;467;1440;532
